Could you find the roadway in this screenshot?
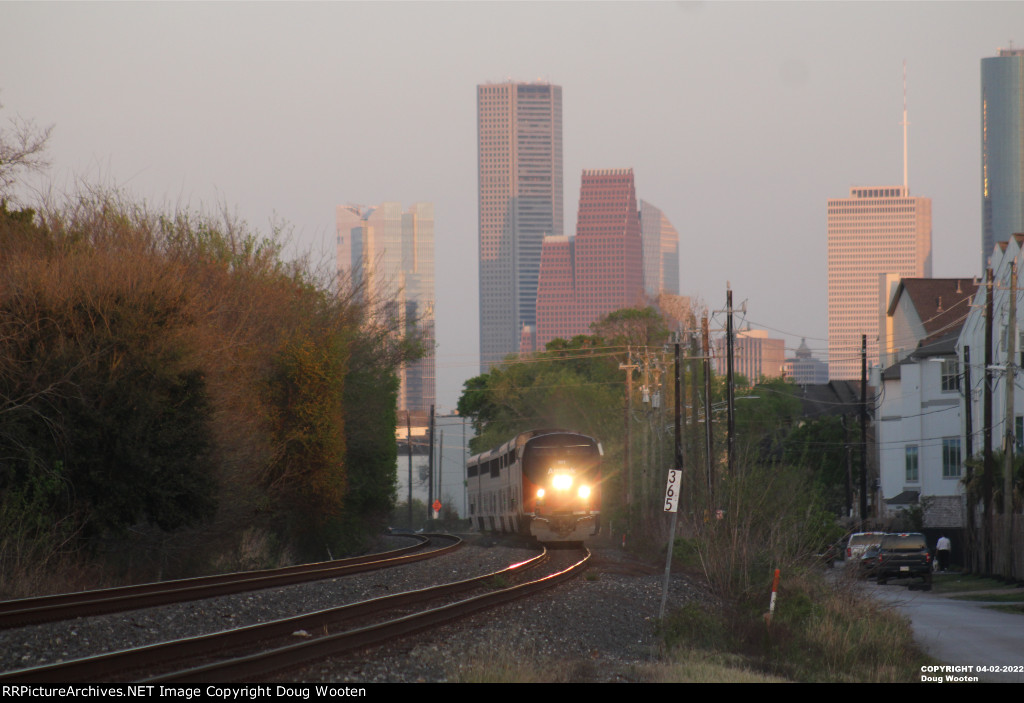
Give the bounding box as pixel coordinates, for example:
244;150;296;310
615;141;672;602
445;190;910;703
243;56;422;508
863;574;1024;683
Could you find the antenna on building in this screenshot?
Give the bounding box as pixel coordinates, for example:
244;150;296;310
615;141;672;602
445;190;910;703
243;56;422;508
901;59;909;193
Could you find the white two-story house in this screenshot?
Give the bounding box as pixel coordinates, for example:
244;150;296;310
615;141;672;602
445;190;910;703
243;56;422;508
876;277;977;528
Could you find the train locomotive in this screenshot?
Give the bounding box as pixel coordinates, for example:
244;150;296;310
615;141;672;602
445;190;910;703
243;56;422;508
467;429;602;543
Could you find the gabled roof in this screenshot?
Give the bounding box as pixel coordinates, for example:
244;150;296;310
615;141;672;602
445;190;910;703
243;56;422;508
794;380;864;418
887;277;979;339
882;330;959;380
885;490;920;506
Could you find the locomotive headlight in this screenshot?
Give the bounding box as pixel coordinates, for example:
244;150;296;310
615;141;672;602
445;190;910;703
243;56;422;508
577;485;591;500
536;488;545;499
552;474;573;491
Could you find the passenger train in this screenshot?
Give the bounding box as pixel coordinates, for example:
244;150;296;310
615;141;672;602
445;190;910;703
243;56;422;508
466;429;602;543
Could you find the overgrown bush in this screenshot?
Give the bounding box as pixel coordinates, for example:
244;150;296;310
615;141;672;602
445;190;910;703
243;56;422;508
0;191;420;592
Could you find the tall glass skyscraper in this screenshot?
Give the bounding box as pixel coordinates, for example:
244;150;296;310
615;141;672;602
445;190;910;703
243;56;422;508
477;82;563;371
639;200;680;298
981;48;1024;269
336;202;435;416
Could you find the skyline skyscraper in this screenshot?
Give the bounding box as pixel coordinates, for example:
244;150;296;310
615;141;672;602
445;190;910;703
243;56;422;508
534;168;644;350
639;200;680;297
713;328;786;381
477;81;563;372
981;47;1024;269
336;202;436;416
827;185;932;380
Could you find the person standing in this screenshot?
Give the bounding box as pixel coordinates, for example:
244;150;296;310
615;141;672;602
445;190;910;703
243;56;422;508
936;534;952;572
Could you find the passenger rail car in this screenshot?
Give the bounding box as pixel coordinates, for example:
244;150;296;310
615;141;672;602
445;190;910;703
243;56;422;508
467;429;602;543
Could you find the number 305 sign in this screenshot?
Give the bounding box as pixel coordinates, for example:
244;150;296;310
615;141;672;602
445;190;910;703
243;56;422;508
663;469;681;513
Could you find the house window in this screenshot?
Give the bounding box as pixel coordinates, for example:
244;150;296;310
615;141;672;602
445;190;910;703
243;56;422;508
940;358;960;392
905;445;919;483
942;438;962;479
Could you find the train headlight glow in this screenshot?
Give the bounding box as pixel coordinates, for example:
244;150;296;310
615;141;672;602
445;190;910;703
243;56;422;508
536;488;545;499
552;474;573;490
578;485;591;499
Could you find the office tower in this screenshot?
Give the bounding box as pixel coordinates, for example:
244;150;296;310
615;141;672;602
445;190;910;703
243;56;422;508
827;186;932;379
639;200;680;297
336;202;435;416
534;168;644;349
477;81;563;371
981;48;1024;268
713;328;786;381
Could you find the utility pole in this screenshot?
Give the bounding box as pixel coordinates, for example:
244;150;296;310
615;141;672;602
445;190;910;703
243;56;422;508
1003;261;1016;578
702;314;714;510
860;334;868;523
437;430;444;519
984;267;994;574
407;411;413;528
726;284;736;477
620;348;639;509
964;345;975;572
462;416;468;518
428;404;435;524
674;338;683;488
689;328;700;488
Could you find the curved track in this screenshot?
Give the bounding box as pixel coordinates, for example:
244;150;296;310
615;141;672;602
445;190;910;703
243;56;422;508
0;534;458;629
0;545;588;683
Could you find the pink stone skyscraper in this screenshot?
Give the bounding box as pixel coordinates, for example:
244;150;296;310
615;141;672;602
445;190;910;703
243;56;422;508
535;168;644;349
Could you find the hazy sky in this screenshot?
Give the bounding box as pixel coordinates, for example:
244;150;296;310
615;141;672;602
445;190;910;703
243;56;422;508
3;2;1021;410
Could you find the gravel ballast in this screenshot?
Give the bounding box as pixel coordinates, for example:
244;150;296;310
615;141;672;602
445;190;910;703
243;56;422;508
1;536;713;683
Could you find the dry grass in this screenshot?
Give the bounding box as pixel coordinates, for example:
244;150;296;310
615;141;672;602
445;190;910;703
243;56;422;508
634;650;791;683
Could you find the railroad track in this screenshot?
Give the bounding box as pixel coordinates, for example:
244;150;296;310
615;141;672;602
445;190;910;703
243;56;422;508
0;533;458;629
1;546;589;683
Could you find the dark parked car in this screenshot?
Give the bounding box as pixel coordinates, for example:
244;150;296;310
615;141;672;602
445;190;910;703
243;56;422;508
859;544;882;578
875;532;932;589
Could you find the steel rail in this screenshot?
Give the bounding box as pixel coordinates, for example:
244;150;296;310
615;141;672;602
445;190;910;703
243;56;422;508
0;534;460;629
0;543;547;683
149;548;588;683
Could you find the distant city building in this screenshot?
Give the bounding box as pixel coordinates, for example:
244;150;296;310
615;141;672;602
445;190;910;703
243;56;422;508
477;81;563;371
785;338;829;385
534;168;644;349
337;202;435;417
639;200;679;297
714;328;786;382
981;48;1024;269
827;186;932;380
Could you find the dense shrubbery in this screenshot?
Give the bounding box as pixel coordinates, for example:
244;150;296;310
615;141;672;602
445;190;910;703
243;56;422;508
0;195;418;593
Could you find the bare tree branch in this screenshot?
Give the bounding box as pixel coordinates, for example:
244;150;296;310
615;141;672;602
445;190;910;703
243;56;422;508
0;100;53;203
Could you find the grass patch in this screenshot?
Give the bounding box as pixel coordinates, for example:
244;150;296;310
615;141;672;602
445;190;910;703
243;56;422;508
486;574;512;589
659;572;929;682
983;604;1024;615
952;592;1024;602
659;602;738;652
632;649;790;683
930;573;1013;594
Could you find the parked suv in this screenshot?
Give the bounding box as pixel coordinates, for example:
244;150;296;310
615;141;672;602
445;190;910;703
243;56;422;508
875;532;932;589
845;532;885;561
